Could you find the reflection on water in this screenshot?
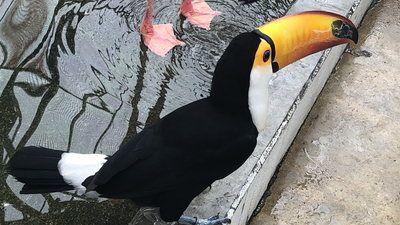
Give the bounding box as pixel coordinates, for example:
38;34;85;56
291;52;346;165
0;0;293;224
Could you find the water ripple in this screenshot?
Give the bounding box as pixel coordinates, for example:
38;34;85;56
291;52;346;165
1;0;294;223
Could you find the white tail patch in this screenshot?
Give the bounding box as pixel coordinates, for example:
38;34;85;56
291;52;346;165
58;153;107;190
248;64;273;132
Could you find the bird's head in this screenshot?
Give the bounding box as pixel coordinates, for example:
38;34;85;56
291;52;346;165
252;11;358;73
210;11;358;131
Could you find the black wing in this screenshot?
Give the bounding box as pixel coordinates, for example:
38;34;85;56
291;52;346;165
87;98;258;198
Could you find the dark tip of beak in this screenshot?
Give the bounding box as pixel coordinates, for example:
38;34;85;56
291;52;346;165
272;62;279;73
332;20;359;44
238;0;259;5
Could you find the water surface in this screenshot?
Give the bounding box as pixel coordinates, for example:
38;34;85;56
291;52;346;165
0;0;293;224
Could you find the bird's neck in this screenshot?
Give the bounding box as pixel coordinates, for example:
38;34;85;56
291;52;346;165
208;32;264;124
209;73;251;114
209;59;273;132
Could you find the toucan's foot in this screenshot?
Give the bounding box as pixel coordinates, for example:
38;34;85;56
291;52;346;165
179;0;221;30
345;48;372;57
130;207;168;225
178;213;230;225
140;24;185;57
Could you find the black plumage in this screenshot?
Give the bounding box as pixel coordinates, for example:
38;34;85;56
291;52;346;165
84;33;261;221
10;33;262;222
9;146;75;193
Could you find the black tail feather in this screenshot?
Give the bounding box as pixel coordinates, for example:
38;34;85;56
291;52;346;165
9;146;75;194
16;178;68;186
10;146;63;169
10;168;64;180
21;184;74;194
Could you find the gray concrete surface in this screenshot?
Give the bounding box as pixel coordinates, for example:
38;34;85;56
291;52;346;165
250;0;400;224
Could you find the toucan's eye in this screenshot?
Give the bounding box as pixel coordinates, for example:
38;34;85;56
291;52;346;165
263;50;270;62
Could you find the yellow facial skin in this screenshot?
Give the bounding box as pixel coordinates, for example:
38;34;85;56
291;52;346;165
252;40;273;69
256;11;358;71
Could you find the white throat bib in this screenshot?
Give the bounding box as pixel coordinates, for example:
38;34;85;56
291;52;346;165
248;64;272;132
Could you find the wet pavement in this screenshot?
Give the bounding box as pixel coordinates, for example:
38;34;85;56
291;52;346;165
250;0;400;224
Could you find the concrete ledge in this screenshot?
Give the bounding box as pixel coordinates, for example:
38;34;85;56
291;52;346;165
131;0;374;224
225;0;375;224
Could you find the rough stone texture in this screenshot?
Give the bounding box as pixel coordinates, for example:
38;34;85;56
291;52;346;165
250;0;400;224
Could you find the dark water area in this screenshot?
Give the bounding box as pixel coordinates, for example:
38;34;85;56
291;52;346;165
0;0;293;224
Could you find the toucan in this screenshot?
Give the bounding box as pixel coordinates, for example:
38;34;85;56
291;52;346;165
8;11;358;224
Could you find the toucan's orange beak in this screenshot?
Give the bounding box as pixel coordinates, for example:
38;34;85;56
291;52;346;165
253;11;358;72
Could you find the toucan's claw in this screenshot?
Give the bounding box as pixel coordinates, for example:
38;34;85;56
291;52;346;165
196;214;231;225
179;213;230;225
197;214;230;225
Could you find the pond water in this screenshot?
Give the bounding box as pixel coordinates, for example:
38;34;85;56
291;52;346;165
0;0;293;224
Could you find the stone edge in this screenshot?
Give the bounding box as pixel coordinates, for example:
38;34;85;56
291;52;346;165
226;0;374;224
